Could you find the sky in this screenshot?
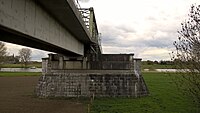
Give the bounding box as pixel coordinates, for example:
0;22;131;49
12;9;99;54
4;0;200;61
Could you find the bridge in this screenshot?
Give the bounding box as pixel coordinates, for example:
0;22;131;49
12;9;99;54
0;0;148;98
0;0;101;56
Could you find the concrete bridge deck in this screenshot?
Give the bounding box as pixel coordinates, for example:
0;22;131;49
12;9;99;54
0;0;96;56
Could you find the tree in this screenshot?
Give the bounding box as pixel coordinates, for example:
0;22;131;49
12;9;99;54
0;42;7;65
18;48;32;67
172;4;200;107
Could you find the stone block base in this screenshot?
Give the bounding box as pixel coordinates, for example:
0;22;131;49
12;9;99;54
35;72;148;98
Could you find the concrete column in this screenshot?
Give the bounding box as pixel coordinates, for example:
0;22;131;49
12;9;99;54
59;56;64;69
42;58;48;74
82;57;87;69
47;54;54;73
49;54;53;61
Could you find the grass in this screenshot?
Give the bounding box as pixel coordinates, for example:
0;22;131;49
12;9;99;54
90;72;198;113
0;72;198;112
0;72;41;77
0;62;42;68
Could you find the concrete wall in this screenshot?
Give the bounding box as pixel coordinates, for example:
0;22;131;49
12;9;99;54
90;54;134;70
43;54;89;70
43;54;137;70
38;54;148;98
64;61;82;69
0;0;84;55
35;72;148;98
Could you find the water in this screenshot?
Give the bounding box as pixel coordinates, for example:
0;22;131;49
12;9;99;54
144;69;177;72
0;68;42;72
0;68;181;73
156;69;177;72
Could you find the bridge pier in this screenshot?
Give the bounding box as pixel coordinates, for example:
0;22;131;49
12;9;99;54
35;54;149;98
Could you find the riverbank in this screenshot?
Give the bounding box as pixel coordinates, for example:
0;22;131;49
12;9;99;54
1;63;176;73
0;62;42;68
0;68;42;72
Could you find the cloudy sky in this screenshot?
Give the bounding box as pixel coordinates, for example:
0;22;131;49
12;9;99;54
4;0;200;61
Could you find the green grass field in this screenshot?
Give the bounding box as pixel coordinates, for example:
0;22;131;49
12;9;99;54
0;62;42;68
0;72;41;77
90;72;198;113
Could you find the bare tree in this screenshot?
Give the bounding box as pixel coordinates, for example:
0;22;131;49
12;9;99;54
0;42;7;65
172;4;200;107
18;48;32;67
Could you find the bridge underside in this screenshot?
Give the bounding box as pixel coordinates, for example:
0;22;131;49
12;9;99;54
0;25;80;56
0;0;93;56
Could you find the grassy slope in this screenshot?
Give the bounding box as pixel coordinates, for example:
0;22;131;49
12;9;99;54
0;72;41;77
91;72;197;113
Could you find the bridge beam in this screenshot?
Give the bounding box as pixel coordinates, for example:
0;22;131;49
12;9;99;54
0;0;84;56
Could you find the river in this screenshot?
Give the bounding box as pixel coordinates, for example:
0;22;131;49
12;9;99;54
0;68;177;73
143;69;177;72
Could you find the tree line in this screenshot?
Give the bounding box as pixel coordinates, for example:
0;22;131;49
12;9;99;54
142;60;174;65
0;42;32;68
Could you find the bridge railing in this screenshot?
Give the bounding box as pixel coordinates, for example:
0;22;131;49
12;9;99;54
78;8;90;30
72;0;102;53
73;0;82;10
79;8;102;52
73;0;90;29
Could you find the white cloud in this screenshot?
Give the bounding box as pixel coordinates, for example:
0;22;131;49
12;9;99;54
138;47;171;61
79;0;90;3
80;0;200;61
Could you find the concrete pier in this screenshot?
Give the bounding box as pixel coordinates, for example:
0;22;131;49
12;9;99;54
35;72;148;98
35;54;149;98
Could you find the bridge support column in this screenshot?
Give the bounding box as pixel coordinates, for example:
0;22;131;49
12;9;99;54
82;57;87;69
59;56;64;70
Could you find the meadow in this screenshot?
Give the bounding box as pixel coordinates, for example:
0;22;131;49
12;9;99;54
0;72;41;77
90;72;198;113
0;62;42;68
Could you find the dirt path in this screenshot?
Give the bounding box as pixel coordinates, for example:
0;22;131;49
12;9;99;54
0;76;86;113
